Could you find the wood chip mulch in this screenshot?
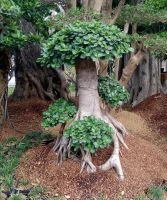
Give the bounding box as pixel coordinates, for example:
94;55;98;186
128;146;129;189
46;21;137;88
1;97;166;199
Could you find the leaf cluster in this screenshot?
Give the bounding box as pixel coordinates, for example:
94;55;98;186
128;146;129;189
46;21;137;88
132;32;167;58
118;4;167;25
13;0;59;36
42;98;77;128
0;0;58;51
98;76;129;107
64;116;113;153
145;0;167;10
0;0;26;50
39;20;132;68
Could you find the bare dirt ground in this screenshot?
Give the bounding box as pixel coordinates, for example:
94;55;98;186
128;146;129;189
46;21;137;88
1;95;167;200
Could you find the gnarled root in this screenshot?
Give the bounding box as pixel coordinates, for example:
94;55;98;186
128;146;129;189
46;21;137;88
52;110;128;180
53;136;70;164
80;149;96;173
97;112;128;179
99;133;124;180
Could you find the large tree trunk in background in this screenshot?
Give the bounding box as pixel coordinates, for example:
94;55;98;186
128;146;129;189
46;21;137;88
0;51;10;129
119;49;145;87
12;19;68;101
128;53;162;106
66;0;76;9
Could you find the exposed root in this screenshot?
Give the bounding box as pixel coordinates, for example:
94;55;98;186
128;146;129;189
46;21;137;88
99;134;124;180
52;109;127;179
80;149;96;173
93;110;128;179
53;136;69;164
105;111;128;136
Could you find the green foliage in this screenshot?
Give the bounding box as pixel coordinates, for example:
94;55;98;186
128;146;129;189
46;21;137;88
13;0;59;36
19;178;29;186
46;8;102;31
132;32;167;58
42;98;77;128
39;20;132;67
118;4;167;25
64;116;113;153
118;1;167;59
28;185;44;199
0;132;53;188
145;0;167;9
8;87;15;96
8;193;26;200
134;194;146;200
0;0;58;50
144;32;167;58
147;185;166;200
0;0;26;49
98;76;129;107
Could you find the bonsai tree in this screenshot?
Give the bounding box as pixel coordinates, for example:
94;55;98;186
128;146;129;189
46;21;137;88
40;20;131;179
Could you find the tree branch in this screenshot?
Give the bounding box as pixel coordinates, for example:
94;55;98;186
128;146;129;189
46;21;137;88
102;0;113;23
119;44;146;87
110;0;125;25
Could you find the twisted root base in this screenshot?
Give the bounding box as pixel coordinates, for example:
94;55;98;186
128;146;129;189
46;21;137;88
53;59;128;179
52;110;128;180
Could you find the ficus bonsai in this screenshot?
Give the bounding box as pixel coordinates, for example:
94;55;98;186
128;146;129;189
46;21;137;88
40;20;131;179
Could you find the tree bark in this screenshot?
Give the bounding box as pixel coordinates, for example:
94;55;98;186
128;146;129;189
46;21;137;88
12;19;68;101
102;0;113;23
128;53;163;106
89;0;104;13
82;0;104;12
119;49;146;87
109;0;125;25
0;51;10;129
76;59;101;118
67;0;77;9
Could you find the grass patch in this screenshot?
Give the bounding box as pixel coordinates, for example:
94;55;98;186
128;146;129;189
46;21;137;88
8;87;15;96
147;185;166;200
0;131;53;190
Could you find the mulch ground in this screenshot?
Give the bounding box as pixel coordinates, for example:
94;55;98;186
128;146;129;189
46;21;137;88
133;94;167;137
0;99;50;142
133;94;167;152
1;95;167;199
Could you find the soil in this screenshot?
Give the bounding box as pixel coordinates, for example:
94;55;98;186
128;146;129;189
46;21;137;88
0;99;50;142
1;95;167;200
133;94;167;152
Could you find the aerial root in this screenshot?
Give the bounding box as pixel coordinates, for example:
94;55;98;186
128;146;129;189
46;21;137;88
105;111;128;136
53;136;69;164
80;148;96;173
52;110;127;179
99;134;124;180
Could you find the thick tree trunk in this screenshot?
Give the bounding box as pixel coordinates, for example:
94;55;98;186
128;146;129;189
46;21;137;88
128;53;163;106
12;48;67;101
76;59;101;118
82;0;103;12
102;0;113;23
0;51;10;129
